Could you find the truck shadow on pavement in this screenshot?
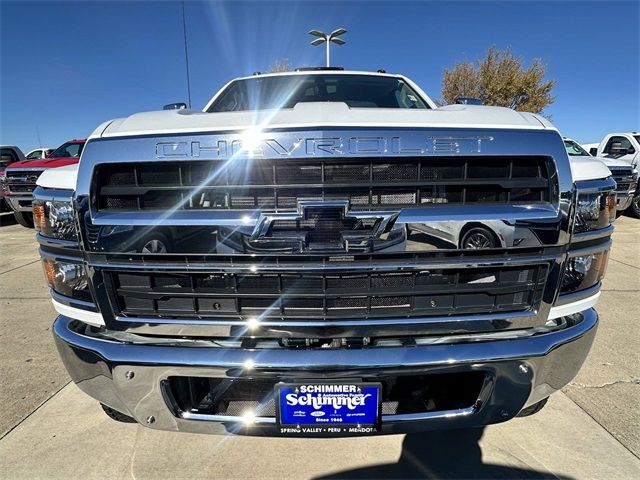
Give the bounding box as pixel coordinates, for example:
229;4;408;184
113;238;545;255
316;428;572;480
0;211;17;226
0;212;18;226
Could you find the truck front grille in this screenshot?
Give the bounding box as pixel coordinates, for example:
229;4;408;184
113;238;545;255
106;264;547;320
6;169;44;195
609;167;635;192
94;156;552;212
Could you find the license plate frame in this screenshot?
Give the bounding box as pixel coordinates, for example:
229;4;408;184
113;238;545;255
276;381;382;435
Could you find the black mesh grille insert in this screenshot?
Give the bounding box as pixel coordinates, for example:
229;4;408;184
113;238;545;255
94;156;553;212
107;264;547;320
166;372;486;418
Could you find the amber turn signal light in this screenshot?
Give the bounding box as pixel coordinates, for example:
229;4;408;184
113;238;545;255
33;203;46;231
42;258;58;288
606;193;617;223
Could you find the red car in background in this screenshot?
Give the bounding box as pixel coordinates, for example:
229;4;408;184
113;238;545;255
2;139;85;227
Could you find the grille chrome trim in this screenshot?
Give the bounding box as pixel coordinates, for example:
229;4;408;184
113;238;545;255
89;203;560;227
91;252;562;271
112;310;542;339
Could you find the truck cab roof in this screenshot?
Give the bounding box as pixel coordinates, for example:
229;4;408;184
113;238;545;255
203;69;439;111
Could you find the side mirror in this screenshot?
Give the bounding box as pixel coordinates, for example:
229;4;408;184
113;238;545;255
455;97;483;105
163;102;187;110
589;148;598;156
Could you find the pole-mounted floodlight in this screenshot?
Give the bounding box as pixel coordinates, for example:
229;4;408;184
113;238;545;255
308;28;347;67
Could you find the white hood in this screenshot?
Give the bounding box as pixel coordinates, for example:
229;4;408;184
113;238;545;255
94;103;554;139
568;156;612;182
587;155;633;169
36;163;78;190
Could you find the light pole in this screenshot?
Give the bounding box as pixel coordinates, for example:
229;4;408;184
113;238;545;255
308;28;346;67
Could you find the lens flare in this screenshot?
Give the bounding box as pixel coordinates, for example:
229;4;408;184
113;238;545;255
241;410;256;425
240;127;264;155
246;317;260;330
243;359;255;370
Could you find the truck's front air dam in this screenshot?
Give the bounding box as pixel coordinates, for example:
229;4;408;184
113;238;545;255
53;309;598;436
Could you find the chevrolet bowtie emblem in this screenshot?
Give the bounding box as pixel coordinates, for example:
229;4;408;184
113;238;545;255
250;200;397;253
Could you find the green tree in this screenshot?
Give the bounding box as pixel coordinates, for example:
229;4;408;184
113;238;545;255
441;47;555;113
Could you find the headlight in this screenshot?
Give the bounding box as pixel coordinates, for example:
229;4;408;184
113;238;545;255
560;250;609;294
574;190;616;233
34;199;77;241
42;258;91;301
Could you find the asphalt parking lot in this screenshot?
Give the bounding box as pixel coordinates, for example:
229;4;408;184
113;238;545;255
0;212;638;479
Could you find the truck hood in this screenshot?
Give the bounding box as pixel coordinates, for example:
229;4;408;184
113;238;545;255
95;103;555;138
568;156;612;182
8;157;80;169
36;163;78;190
580;155;633;169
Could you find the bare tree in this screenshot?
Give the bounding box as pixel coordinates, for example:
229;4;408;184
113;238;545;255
441;47;555;113
266;59;292;73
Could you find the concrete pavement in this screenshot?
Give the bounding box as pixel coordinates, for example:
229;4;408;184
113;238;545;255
1;212;639;479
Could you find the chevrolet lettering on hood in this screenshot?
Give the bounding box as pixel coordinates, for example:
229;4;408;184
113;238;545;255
156;135;495;159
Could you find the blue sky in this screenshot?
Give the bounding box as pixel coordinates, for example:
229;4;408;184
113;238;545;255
1;0;638;151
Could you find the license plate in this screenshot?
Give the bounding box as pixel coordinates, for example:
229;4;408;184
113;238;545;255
276;382;381;435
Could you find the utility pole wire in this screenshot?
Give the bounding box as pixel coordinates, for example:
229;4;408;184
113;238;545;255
181;0;192;108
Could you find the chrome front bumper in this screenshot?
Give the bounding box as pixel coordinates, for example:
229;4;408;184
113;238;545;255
616;191;635;211
53;308;598;436
5;195;34;213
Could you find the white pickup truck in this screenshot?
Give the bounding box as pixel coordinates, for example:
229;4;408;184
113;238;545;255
586;132;640;217
33;68;617;437
564;138;637;216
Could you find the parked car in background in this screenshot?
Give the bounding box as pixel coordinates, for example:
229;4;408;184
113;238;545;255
564;138;637;215
1;145;26;212
3;139;85;227
587;133;640;217
25;147;54;160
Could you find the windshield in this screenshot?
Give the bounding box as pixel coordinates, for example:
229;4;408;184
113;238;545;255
564;140;590;156
207;74;429;112
634;135;640;145
51;141;84;158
